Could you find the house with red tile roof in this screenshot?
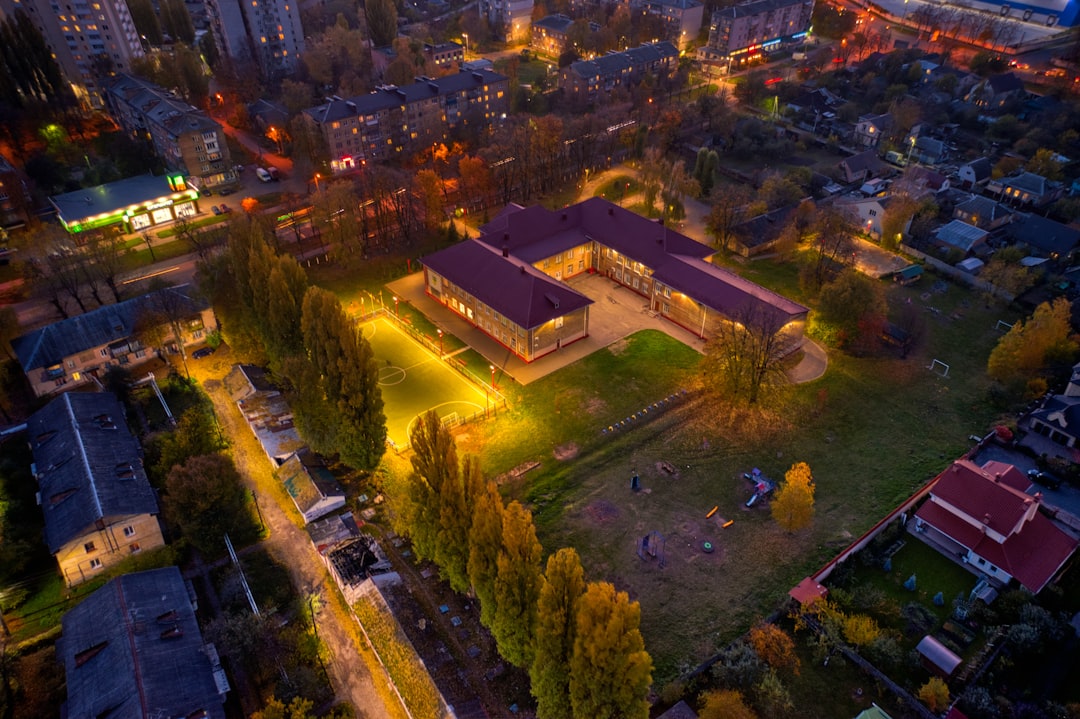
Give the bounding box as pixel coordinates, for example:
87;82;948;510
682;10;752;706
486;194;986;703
421;198;808;362
913;459;1078;594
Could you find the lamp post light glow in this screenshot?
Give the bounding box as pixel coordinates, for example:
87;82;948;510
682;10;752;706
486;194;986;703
393;295;399;316
314;173;321;192
490;364;496;390
437;328;444;358
462;32;469;57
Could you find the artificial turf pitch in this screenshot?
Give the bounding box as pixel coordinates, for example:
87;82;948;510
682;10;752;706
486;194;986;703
361;316;490;447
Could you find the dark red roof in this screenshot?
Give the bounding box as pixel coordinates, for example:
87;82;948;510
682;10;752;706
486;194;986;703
915;460;1077;593
421;241;592;330
789;577;828;605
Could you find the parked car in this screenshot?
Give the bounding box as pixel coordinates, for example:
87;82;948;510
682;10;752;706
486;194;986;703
219;187;235;196
256;167;272;182
268;166;281;181
192;346;216;359
211;205;222;215
1027;468;1063;490
218;204;232;214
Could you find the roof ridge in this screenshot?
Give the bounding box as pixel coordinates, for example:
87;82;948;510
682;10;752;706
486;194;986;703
66;394;104;520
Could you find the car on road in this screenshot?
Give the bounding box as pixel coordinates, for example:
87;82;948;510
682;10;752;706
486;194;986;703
192;346;216;359
1027;468;1063;490
218;204;232;214
256;167;273;182
219;187;235;195
212;205;222;215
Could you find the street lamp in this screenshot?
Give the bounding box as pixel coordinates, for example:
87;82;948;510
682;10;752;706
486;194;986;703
462;32;469;58
393;295;399;316
314;173;321;192
437;328;443;358
490;364;496;390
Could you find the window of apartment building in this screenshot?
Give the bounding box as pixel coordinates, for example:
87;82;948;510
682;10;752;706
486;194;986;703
123;525;136;537
129;543;141;553
100;348;108;357
84;541;96;553
89;558;103;569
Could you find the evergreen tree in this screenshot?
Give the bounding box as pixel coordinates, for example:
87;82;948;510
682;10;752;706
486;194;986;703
160;0;195;44
468;481;504;630
569;582;652;719
530;548;586;719
264;255;309;369
437;453;482;593
363;0;398;47
492;501;542;668
407;410;456;561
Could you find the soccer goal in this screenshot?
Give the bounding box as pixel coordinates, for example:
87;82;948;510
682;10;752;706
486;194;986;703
928;359;950;377
440;412;460;428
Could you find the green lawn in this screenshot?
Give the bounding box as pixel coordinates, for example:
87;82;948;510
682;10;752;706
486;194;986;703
361;316;491;447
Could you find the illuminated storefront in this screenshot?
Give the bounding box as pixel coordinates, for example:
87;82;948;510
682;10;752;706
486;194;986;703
50;173;198;236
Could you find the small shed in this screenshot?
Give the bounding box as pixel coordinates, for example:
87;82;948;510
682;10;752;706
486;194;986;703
657;700;698;719
855;705;894;719
789;577;828;606
916;635;962;678
894;264;924;285
956;257;985;274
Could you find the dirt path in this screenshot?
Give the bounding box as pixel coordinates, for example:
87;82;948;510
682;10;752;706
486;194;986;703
196;358;401;719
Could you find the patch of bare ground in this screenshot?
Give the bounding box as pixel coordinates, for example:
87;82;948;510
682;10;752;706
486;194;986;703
585;397;607;415
608;338;630;355
554;442;579;461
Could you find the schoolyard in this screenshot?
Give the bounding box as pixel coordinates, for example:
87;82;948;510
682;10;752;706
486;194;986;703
361;316;490;448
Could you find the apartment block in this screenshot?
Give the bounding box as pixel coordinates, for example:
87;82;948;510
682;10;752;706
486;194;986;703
204;0;304;78
703;0;813;63
304;69;510;174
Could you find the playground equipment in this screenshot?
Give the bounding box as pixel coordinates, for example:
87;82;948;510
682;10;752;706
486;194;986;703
706;505;719;519
743;468;776;507
637;531;667;568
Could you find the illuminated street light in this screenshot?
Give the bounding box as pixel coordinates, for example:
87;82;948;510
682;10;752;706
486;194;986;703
314;173;322;192
437;328;444;358
490;364;496;390
393;295;399;316
462;32;469;57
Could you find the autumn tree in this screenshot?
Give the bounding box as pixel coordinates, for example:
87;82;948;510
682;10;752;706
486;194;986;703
699;689;758;719
164;454;260;556
705;185;751;252
364;0;398;47
842;614;882;647
802;207;855;292
917;677;950;713
771;462;815;532
530;548;587;719
492;501;543;668
987;298;1079;391
818;269;888;353
748;623;800;676
569;582;652;719
469;481;505;629
263;255;309;370
701;303;798;405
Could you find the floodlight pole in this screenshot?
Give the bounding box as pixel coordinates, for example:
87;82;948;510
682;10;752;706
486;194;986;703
438;328;444;358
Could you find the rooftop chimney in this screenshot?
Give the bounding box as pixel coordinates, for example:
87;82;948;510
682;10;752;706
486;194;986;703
502;246;509;258
608;207;614;216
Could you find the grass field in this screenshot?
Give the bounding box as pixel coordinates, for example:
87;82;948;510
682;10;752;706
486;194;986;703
361;316;490;447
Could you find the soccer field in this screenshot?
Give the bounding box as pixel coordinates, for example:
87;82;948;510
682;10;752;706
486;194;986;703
361;317;490;447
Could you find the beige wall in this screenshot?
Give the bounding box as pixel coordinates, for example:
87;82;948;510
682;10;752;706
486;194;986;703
57;513;165;587
532;242;593;280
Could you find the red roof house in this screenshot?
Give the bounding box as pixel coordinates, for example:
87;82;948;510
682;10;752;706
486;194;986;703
913;460;1078;594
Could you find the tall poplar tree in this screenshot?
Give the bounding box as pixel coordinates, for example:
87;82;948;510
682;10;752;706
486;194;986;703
530;548;586;719
408;409;457;562
770;462;815;533
468;481;504;630
127;0;163;46
492;501;542;668
265;255;309;369
569;582;652;719
437;454;482;593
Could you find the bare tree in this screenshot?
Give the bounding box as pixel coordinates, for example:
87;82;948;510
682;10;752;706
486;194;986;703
701;302;799;404
83;231;127;304
705;185;752;252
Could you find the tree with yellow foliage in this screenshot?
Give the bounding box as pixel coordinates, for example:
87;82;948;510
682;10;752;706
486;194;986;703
698;689;758;719
748;623;800;676
771;462;815;532
917;677;950;713
988;298;1078;392
842;614;881;648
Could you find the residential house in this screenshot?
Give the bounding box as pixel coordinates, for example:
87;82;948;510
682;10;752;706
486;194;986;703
657;699;700;719
11;285;215;397
836;195;889;240
560;43;679;101
644;0;705;50
911;136;948;165
27;392;165;586
1005;213;1080;262
893;165;949;199
913;459;1078;593
205;0;305;78
957;157;992;190
999;172;1064;208
853;113;892;148
838;150;885;184
224;364;304;464
967;72;1027;111
277;447;347;524
304;69;510;174
952;194;1013;231
247;98;290;136
0;152;32;227
729;204;802;255
104;74;237;191
532;14;575;56
421;197;808;362
933;219;988;256
701;0;813;65
323;533;396;604
1021;361;1080;462
58;567;229;718
424;41;464;68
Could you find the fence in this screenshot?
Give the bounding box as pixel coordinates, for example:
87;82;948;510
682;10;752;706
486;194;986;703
899;244;1015;303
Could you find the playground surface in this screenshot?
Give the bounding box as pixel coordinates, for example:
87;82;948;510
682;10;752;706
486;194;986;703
360;316;490;448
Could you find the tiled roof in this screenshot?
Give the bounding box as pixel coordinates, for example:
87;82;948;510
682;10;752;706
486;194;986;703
534;13;574;32
962;157;992;181
1028;395;1080;439
954;195;1008;222
1004;172;1052;194
568;42;678;80
106;73;221;136
27;392;159;553
987;72;1025;94
840;150;885;175
915;460;1077;593
422;241;593;330
935;220;987;252
11;285;208;372
303;69;508;125
59;567;227;719
730;204;799;251
277;447;345;519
